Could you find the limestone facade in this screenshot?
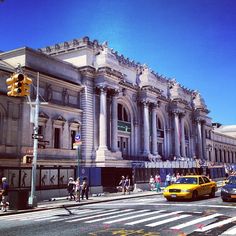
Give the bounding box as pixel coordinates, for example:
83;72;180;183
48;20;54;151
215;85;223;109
0;37;236;190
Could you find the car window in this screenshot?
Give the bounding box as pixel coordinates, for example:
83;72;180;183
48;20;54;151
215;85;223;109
199;177;204;184
228;176;236;184
203;177;210;183
175;177;198;184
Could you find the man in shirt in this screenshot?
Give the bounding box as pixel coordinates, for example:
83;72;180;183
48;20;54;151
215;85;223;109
1;177;9;212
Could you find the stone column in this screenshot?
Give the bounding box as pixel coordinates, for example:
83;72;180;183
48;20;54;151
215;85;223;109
143;101;150;155
201;122;206;160
197;119;203;160
111;90;119;152
98;87;107;150
151;104;157;155
180;114;186;158
174;112;180;157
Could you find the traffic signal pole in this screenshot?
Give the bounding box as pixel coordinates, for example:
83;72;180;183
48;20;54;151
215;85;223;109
28;72;40;207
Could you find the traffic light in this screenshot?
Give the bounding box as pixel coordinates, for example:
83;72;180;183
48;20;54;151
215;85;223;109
6;76;16;96
6;73;32;97
21;76;32;96
12;73;24;96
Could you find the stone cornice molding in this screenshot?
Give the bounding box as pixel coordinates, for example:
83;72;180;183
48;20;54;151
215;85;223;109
119;79;138;90
69;119;81;128
78;66;96;78
97;66;123;80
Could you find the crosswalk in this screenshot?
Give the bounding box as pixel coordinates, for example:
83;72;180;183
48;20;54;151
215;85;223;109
0;207;236;235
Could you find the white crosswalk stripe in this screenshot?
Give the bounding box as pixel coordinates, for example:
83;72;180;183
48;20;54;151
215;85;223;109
220;225;236;235
66;209;132;223
50;209;104;222
170;213;223;230
146;214;191;227
85;209;149;223
194;216;236;232
125;211;183;225
102;210;165;224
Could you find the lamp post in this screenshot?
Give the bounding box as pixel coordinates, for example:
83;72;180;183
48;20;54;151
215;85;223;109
28;72;48;207
28;73;39;207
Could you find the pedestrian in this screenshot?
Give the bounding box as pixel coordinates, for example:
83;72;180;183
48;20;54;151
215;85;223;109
125;175;131;194
81;177;89;200
155;173;161;192
1;177;9;212
165;173;171;187
67;177;75;201
176;172;181;180
75;177;81;202
149;175;155;191
119;176;126;195
171;173;177;184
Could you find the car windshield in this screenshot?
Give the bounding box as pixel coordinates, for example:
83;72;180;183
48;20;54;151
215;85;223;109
175;177;198;184
228;177;236;184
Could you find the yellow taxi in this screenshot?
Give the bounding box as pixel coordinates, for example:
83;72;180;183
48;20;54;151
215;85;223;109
163;175;217;201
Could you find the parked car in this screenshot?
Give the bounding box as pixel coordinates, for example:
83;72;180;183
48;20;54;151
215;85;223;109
221;175;236;202
163;175;217;201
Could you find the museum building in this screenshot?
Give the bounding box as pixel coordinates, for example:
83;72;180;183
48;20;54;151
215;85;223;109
0;37;235;198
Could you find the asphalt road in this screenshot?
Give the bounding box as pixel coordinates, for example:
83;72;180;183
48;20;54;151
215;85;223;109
0;192;236;236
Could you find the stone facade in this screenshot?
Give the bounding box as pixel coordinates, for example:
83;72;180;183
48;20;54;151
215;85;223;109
0;37;236;196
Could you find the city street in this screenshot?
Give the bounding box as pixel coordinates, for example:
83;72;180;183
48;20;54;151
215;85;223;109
0;192;236;236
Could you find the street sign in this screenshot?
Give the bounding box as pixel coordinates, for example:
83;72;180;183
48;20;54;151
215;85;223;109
32;134;44;139
75;133;81;143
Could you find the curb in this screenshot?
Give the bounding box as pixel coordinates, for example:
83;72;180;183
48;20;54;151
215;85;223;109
0;191;160;216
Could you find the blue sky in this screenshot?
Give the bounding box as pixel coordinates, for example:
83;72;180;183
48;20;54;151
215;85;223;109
0;0;235;125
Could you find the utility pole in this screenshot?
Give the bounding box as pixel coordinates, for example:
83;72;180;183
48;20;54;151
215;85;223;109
28;72;40;207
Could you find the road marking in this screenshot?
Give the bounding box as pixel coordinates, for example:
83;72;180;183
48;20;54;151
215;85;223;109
35;216;59;221
194;216;236;232
220;225;236;235
146;214;191;227
50;209;104;222
126;211;183;225
103;210;165;224
86;209;149;223
93;202;236;209
66;209;132;223
170;213;223;229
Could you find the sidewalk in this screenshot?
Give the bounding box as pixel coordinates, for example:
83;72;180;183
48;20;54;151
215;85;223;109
0;190;160;216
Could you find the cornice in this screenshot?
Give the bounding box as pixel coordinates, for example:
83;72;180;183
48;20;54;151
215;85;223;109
96;66;123;80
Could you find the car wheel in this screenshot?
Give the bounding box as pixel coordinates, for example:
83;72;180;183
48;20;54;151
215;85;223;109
192;190;198;200
166;198;172;201
210;188;215;198
222;197;228;202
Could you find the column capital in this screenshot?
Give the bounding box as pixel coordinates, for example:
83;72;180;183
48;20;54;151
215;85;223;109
151;103;158;110
112;88;120;97
97;85;107;94
140;99;150;107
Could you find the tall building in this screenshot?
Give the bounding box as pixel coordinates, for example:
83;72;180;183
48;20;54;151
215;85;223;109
0;37;235;199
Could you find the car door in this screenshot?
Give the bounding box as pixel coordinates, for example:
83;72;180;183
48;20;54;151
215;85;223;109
198;177;206;196
202;176;212;195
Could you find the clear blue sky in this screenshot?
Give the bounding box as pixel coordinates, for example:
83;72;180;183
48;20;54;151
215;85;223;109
0;0;235;125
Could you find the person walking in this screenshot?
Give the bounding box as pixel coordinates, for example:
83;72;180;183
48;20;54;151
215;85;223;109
75;177;81;202
1;177;9;212
81;177;89;200
165;173;171;187
149;175;155;191
67;177;75;201
125;175;131;194
155;174;161;192
119;176;126;195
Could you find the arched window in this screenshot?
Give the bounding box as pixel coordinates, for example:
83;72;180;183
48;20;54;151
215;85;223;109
118;104;129;122
215;148;218;162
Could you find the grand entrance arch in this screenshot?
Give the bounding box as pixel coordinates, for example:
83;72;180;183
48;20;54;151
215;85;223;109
117;103;131;158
